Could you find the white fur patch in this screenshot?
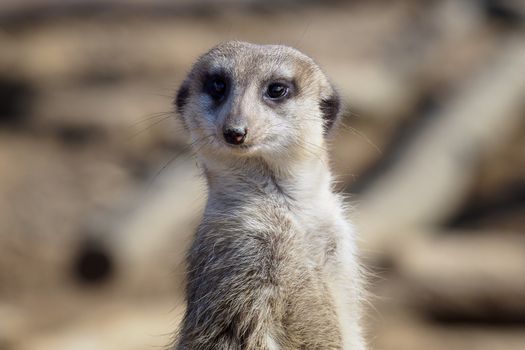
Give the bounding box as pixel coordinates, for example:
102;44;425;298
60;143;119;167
266;333;280;350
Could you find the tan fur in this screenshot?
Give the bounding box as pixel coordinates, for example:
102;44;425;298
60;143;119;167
174;41;366;350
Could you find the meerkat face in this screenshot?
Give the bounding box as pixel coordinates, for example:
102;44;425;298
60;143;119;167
175;41;340;165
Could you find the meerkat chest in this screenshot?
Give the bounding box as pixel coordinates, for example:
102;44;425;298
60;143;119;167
265;188;351;267
289;189;346;235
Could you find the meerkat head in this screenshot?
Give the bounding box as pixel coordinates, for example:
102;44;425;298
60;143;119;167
175;41;341;168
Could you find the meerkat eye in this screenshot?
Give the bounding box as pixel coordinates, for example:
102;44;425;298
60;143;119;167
204;75;228;102
266;82;289;100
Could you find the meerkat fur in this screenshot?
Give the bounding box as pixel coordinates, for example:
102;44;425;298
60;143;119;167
174;41;366;350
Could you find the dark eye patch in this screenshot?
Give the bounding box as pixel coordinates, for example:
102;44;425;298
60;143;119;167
320;93;341;134
203;72;230;104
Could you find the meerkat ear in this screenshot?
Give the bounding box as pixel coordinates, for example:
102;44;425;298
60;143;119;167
175;80;190;115
319;87;341;135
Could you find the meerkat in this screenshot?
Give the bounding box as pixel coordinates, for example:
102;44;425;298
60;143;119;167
173;41;366;350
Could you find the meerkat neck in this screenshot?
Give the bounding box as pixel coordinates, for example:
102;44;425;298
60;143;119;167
203;153;334;205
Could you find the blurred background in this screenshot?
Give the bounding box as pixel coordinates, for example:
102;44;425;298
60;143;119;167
1;0;524;349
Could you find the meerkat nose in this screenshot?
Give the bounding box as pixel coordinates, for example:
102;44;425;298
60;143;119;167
223;126;247;145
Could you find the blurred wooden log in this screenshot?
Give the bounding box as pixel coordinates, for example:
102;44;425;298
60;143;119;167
394;231;525;322
356;37;525;255
372;310;525;350
0;0;253;21
448;118;525;230
82;155;206;294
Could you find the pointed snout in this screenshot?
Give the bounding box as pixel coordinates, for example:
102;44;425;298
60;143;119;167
222;125;247;145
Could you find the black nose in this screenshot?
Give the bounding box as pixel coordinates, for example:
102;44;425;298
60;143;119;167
223;126;247;145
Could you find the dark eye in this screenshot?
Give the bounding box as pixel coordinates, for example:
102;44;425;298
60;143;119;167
204;75;228;101
266;83;289;100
